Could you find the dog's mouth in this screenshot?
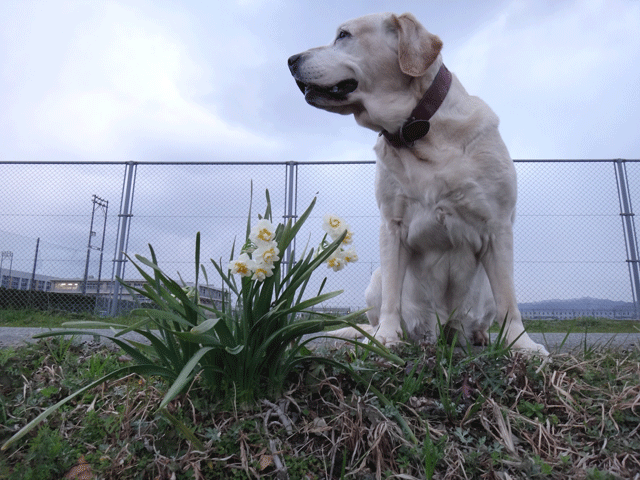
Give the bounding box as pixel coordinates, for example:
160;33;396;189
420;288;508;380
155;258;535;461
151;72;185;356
295;78;359;102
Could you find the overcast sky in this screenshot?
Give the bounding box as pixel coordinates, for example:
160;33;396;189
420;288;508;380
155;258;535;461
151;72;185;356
1;0;640;307
2;0;639;164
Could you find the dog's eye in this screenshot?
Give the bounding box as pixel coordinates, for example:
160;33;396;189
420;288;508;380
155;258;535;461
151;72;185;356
336;30;351;40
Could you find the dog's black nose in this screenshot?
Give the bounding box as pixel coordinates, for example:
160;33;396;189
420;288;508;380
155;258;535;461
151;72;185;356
288;53;302;74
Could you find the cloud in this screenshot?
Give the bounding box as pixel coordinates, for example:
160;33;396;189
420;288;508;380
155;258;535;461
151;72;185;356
449;0;640;159
452;0;640;92
1;1;281;161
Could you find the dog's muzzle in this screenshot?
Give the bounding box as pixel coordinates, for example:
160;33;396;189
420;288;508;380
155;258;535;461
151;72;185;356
288;53;358;101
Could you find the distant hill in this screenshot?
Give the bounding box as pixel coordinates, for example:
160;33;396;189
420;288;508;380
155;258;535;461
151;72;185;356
518;297;636;319
519;297;634;310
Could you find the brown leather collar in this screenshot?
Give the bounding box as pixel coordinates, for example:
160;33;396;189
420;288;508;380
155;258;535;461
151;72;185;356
380;64;452;148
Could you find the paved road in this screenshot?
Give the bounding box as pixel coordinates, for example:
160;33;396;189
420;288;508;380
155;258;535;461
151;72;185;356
1;327;639;353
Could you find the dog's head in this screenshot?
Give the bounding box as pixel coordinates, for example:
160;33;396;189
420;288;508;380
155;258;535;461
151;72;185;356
288;13;443;132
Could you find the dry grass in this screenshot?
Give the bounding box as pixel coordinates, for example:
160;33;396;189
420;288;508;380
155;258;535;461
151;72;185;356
1;338;639;479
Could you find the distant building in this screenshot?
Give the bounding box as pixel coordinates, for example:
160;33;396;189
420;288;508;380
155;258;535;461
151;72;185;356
0;269;54;291
49;277;228;309
0;269;228;310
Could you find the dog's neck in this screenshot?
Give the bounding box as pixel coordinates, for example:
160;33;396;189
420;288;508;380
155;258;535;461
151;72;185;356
380;64;452;149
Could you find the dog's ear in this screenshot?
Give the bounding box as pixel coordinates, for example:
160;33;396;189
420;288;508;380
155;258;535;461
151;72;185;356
394;13;443;77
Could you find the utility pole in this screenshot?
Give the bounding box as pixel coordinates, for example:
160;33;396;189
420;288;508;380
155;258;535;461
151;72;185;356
82;195;109;295
30;238;40;290
95;197;109;311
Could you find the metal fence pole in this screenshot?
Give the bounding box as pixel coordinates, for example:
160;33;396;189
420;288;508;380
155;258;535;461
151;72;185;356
109;162;137;316
283;161;298;277
614;159;640;316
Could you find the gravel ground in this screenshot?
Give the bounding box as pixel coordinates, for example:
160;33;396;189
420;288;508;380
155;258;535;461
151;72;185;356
0;327;639;353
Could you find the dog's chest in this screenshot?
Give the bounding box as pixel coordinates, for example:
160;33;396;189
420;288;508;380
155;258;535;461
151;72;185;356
376;146;492;254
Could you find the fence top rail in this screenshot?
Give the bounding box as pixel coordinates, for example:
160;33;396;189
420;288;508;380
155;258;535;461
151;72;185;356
1;159;639;166
0;160;374;166
514;159;640;163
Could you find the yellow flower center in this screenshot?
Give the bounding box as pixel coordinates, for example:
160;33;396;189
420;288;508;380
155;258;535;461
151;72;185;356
237;264;249;275
329;218;340;228
258;228;272;242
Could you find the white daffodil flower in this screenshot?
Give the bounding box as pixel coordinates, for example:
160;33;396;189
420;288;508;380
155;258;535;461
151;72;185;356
341;227;354;245
326;249;346;272
343;247;358;263
229;253;255;277
322;214;347;240
322;214;353;244
250;219;276;246
254;244;280;265
252;262;274;281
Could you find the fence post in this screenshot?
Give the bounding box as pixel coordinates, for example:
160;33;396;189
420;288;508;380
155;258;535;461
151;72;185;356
614;159;640;317
283;161;298;277
109;162;137;316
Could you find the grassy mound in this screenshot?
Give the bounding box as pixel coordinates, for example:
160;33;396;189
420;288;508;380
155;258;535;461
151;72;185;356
1;337;639;479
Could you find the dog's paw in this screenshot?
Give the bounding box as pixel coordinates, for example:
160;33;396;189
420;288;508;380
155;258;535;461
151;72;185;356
371;324;404;346
472;329;489;346
530;343;550;356
510;335;549;356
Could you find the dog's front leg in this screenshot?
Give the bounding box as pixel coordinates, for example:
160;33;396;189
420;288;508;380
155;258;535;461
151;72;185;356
376;219;410;345
482;226;549;355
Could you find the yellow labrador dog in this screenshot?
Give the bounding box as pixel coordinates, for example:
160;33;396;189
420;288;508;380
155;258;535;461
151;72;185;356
288;12;548;355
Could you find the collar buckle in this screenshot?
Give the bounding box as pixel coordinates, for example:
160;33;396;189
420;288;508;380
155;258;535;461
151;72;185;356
380;64;451;149
399;118;431;147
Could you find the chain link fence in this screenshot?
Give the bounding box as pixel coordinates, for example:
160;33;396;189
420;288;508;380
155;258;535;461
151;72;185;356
1;160;639;319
